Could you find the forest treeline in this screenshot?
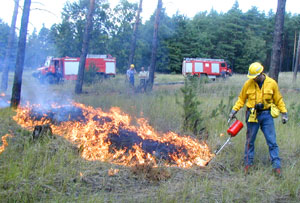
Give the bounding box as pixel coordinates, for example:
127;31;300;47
0;0;300;74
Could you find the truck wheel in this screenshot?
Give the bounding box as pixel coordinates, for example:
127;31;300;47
46;75;55;84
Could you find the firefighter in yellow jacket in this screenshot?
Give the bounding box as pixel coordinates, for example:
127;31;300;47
229;62;288;175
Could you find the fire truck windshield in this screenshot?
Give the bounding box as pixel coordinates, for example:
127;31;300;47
44;57;53;67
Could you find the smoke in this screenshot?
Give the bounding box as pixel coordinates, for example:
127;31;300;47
0;97;9;108
0;89;9;108
0;71;72;110
20;72;74;109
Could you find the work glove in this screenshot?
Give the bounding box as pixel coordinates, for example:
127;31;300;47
228;110;237;123
281;113;288;124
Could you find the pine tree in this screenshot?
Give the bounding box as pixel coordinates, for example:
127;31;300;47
180;77;204;137
1;0;19;92
75;0;96;94
11;0;31;108
269;0;286;82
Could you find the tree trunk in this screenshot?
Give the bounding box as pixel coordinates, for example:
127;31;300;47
279;38;284;72
148;0;162;90
292;31;297;72
128;0;143;69
269;0;286;82
293;32;300;83
10;0;31;109
75;0;95;94
1;0;19;92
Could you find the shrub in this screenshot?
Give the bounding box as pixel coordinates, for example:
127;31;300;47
178;77;204;137
84;63;99;84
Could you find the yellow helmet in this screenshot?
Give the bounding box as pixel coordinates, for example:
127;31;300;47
130;64;135;68
247;62;264;78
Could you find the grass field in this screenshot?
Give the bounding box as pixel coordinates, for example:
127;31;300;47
0;71;300;202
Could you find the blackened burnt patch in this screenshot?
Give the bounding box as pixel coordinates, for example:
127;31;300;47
107;127;188;162
93;115;113;125
30;106;86;124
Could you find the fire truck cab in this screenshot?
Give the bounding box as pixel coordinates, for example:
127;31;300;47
33;54;116;84
182;58;232;79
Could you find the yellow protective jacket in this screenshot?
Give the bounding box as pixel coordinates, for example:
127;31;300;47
232;74;287;113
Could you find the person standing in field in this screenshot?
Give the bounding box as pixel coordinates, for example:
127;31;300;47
138;66;149;92
127;64;136;88
228;62;288;176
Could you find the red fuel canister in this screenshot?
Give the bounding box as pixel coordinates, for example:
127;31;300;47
227;119;243;137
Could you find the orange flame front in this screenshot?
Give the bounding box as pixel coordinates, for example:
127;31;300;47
13;102;213;168
0;134;13;154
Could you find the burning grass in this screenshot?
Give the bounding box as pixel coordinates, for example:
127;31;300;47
0;134;13;154
13;102;213;168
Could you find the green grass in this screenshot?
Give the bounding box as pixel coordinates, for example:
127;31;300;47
0;72;300;202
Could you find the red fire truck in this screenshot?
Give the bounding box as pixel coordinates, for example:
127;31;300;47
182;58;232;79
32;54;116;83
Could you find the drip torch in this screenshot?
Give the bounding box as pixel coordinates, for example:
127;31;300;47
206;118;244;166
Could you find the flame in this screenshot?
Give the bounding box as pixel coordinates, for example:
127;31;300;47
108;168;120;176
13;102;213;168
0;134;13;154
0;93;5;97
